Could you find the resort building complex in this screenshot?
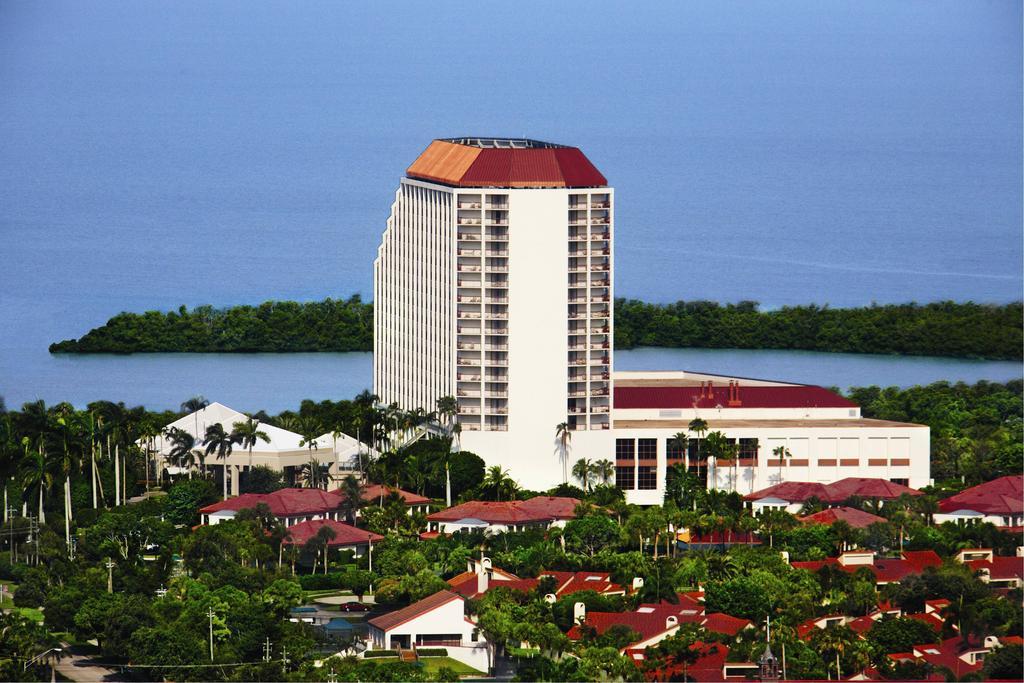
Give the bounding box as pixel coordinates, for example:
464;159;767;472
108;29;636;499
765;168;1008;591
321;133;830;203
370;138;934;501
372;138;931;501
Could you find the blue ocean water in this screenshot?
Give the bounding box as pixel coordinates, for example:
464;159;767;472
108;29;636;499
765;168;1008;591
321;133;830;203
0;1;1021;410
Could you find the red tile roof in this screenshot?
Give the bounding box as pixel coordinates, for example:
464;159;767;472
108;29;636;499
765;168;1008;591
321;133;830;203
199;488;341;517
965;555;1024;582
800;506;887;529
891;636;988;678
938;475;1024;516
406;139;607;188
358;484;430;506
792;550;941;584
427;496;580;524
281;519;383;547
614;384;856;410
368;590;463;632
746;477;922;503
701;612;752;636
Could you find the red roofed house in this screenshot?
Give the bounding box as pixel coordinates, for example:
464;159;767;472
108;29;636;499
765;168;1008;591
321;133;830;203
567;598;752;653
791;549;941;586
627;642;759;682
888;635;1015;679
199;488;342;526
935;475;1024;529
955;548;1024;590
426;496;580;535
745;477;921;515
447;557;630;599
367;590;488;670
358;484;432;516
280;519;382;557
799;506;887;529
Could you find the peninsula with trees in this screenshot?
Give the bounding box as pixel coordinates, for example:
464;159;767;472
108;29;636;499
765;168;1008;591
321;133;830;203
49;298;1022;361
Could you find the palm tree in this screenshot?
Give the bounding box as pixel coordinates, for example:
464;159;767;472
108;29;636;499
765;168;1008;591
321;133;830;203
231;417;270;488
555;422;571;484
203;423;235;498
300;458;330;489
482;465;516;502
52;405;84;546
19;436;55;524
571;458;593;491
166;427;196;479
180;396;209;444
298;416;323;481
670;431;689;471
336;475;364;524
592;459;614;486
435;396;460;507
688;418;708;483
772;446;792;484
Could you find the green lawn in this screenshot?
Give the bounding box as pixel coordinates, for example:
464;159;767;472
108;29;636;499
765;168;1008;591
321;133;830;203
16;607;44;623
419;656;485;677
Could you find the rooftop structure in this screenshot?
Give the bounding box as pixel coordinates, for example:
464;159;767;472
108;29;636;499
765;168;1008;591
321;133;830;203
744;477;921;514
798;506;887;529
791;549;941;586
426;496;581;535
447;558;628;599
280;519;382;551
936;475;1024;528
199;487;343;526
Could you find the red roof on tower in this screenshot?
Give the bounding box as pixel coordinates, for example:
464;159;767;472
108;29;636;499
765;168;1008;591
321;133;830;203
406;138;607;188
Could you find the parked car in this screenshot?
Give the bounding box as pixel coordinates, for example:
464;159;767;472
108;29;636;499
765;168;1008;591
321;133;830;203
339;602;372;612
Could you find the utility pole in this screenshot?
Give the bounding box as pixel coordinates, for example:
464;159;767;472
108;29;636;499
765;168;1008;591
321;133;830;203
105;559;115;593
207;607;215;661
263;638;272;663
281;646;289;670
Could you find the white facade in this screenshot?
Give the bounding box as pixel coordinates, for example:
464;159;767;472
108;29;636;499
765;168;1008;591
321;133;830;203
367;593;488;670
373;139;613;490
611;371;930;506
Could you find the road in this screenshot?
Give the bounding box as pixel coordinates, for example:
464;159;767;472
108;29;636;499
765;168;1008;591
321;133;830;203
54;644;126;682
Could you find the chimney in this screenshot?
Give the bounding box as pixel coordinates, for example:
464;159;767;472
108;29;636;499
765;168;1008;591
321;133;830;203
666;615;679;629
477;556;492;595
1017;546;1023;558
574;602;586;624
632;577;645;591
544;593;557;604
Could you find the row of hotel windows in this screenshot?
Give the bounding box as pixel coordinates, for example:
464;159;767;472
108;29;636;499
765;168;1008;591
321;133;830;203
615;437;760;461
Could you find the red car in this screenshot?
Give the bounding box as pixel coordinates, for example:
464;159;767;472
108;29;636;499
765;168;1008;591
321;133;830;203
339;602;372;612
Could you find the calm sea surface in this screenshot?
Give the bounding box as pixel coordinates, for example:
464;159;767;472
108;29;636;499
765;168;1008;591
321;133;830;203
1;1;1021;411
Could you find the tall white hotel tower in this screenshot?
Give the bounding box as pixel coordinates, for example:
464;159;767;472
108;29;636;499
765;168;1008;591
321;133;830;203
374;137;613;489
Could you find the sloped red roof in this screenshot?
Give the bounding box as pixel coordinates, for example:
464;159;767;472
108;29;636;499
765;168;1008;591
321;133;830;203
427;496;580;524
893;636;987;678
938;475;1024;516
792;550;941;584
614;384;856;410
368;590;463;632
965;555;1024;581
358;484;430;506
746;478;921;503
199;488;342;517
701;612;752;636
800;506;887;529
281;519;382;547
406;139;606;188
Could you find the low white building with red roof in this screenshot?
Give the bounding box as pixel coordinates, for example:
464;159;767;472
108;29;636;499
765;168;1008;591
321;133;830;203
791;549;941;587
745;477;921;514
280;519;382;556
955;548;1024;590
446;557;630;599
200;487;343;526
426;496;580;535
935;475;1024;529
367;590;488;671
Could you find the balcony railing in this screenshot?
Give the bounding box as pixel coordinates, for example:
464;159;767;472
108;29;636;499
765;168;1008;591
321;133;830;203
457;312;481;319
485;390;508;398
458;233;481;240
591;202;610;209
486;407;509;414
457;343;480;350
486;250;509;256
591;233;611;240
485;297;508;304
459;407;481;414
591;217;610;224
568;219;588;226
457;249;481;256
485;344;508;351
486;219;509;226
458;202;482;209
486;203;508;210
457;296;481;303
457;390;480;397
487;233;509;241
457;374;481;382
487;266;509;272
457;218;481;226
590;264;609;271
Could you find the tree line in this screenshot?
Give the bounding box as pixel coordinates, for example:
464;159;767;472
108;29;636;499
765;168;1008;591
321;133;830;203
50;297;1023;360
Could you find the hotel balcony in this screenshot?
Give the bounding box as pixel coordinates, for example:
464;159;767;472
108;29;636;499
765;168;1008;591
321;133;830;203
457;358;481;367
485;327;508;337
485;295;508;304
457;311;481;320
590;216;610;225
485;407;509;415
590;294;610;303
484;389;508;398
486;248;509;256
485;280;509;289
458;406;481;415
457;217;482;226
487;265;509;273
569;230;588;241
457;248;482;256
457;295;481;303
590;387;610;397
591;278;610;287
457;389;481;397
484;342;508;351
457;201;482;209
486;217;509;226
456;342;480;350
590;263;610;272
486;230;509;241
589;232;610;241
457;373;481;382
485;371;508;382
487;312;508;320
457;232;482;241
568;218;588;226
457;265;482;273
457;324;481;334
591;201;610;209
485;202;508;210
